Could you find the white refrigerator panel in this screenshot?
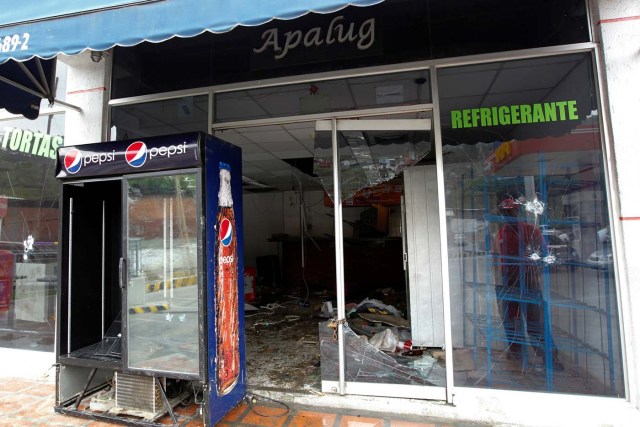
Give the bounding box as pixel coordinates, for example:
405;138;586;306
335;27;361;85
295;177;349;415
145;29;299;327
404;165;445;347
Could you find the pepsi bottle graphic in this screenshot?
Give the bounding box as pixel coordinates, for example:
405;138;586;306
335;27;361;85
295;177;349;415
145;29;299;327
215;163;239;396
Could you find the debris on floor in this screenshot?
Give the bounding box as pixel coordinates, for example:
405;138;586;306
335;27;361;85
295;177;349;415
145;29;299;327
244;291;448;391
244;298;322;391
319;320;446;386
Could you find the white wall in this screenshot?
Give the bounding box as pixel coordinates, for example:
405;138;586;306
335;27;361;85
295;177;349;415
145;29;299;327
241;192;284;268
60;50;111;145
591;0;640;413
242;190;372;268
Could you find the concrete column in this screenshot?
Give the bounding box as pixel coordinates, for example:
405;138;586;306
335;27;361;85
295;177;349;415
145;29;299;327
590;0;640;411
60;50;111;146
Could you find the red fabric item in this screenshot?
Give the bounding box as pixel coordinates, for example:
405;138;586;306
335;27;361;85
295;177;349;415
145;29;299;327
495;222;542;257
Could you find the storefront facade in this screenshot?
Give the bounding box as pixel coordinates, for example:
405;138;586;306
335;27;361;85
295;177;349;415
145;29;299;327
1;0;639;425
0;58;67;369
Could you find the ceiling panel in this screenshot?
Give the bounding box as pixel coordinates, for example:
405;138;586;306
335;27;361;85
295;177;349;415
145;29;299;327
242;152;276;161
273;149;313;159
492;62;576;93
211;58;584;193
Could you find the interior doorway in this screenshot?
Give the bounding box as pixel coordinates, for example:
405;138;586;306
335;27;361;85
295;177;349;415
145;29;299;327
218;112;448;400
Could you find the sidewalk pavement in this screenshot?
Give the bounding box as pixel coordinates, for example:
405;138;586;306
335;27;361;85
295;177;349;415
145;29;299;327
0;375;492;427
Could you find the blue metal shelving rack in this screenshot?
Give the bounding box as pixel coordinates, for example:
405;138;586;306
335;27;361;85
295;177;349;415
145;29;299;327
459;157;618;394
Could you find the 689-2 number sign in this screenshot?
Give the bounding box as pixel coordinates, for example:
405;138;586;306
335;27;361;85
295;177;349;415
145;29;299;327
1;33;30;52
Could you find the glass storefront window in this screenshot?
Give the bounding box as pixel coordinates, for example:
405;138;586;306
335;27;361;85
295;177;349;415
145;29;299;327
439;53;623;396
110;95;209;141
0;113;65;352
215;70;431;123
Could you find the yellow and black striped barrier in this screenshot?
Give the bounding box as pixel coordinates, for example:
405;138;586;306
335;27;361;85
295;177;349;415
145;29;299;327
128;303;170;315
145;274;197;293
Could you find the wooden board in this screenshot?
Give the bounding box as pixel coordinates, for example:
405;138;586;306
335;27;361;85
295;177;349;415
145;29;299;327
357;312;410;328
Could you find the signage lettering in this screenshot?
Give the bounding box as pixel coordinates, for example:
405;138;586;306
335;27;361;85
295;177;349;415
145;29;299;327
1;127;63;159
494;141;512;163
220;255;234;265
0;33;30;52
253;15;375;60
149;142;187;159
84;151;116;166
451;100;580;129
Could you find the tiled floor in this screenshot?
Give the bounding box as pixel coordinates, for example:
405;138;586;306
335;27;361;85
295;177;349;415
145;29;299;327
0;377;486;427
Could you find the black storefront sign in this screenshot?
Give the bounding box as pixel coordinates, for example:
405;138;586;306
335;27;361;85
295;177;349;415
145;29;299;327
112;0;590;99
56;133;202;179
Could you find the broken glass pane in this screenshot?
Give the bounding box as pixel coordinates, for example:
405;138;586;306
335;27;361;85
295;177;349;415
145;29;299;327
440;53;623;396
314;119;432;202
319;321;446;387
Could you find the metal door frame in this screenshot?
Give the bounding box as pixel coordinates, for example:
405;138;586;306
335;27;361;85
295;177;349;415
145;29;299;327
316;116;448;401
121;168;205;381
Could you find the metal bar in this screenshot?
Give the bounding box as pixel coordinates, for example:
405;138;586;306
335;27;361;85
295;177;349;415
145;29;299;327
169;197;174;299
50;58;58;105
35;58;53;101
592;40;631;401
300;197;305;269
316;118;431;132
119;257;126;290
208;92;214;137
74;368;97;410
17;61;47;95
102;200;106;337
154;376;178;425
0;73;81;112
331;118;347;395
401;195;409;317
431;68;456;403
0;75;43;97
52;98;83;113
67;197;73;355
214;103;434;131
538;153;553;389
163;198;167;299
604;269;616;393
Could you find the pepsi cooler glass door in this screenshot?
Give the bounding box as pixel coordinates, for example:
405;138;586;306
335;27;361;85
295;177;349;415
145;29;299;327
123;170;203;378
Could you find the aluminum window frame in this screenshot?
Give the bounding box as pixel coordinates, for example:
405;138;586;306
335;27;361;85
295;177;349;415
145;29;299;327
105;40;632;407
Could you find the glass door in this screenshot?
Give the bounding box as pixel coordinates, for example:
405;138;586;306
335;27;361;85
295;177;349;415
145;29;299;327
315;114;446;400
123;171;201;377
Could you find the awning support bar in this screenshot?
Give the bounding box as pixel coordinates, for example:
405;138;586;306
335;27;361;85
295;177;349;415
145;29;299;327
0;75;83;113
17;61;47;97
35;58;54;103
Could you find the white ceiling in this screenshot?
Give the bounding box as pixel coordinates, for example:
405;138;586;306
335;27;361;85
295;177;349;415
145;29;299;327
111;53;589;193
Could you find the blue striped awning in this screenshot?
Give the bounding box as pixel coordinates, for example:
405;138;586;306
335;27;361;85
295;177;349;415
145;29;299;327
0;1;383;118
0;0;385;64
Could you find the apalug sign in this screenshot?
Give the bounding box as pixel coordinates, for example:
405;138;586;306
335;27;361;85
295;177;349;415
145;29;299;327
246;1;430;72
251;14;378;66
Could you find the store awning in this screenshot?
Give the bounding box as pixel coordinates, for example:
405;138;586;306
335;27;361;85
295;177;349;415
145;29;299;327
0;58;56;120
0;0;383;119
0;0;385;64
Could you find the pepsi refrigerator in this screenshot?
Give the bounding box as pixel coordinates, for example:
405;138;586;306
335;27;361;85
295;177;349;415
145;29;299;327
54;132;245;426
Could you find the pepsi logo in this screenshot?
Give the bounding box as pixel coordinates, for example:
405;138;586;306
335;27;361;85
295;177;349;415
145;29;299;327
64;148;82;174
220;218;233;247
125;141;147;168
